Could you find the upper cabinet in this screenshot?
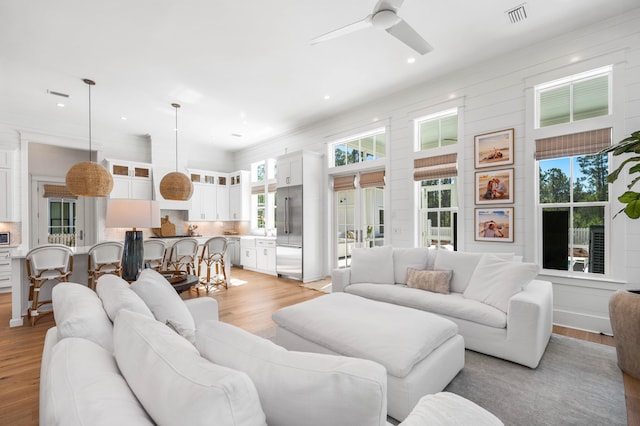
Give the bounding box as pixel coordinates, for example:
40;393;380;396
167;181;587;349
229;170;250;221
276;154;303;188
0;150;17;221
106;159;153;200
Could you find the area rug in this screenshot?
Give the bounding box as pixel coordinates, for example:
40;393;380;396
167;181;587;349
300;281;332;293
444;335;626;426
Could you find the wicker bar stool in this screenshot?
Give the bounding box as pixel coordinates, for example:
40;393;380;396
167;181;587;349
87;241;124;290
198;236;228;291
25;244;73;326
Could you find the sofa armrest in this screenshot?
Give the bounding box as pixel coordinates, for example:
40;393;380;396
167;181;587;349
505;279;553;367
184;297;219;327
40;327;59;426
331;268;351;292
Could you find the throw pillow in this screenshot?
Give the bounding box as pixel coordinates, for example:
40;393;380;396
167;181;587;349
96;274;153;322
196;320;387;426
52;283;114;353
433;250;484;293
114;310;266;426
463;254;541;313
130;269;196;342
406;268;452;294
393;248;432;284
350;245;394;284
43;337;153;426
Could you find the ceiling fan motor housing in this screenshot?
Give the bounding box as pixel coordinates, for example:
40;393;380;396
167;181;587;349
372;9;400;29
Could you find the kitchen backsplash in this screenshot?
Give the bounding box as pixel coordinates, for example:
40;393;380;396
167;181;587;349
0;222;21;246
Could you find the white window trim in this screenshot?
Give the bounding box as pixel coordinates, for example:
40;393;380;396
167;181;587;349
327;126;387;170
526;56;627;283
411;103;465;249
413;107;459;152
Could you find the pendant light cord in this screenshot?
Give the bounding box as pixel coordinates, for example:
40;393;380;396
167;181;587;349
172;103;180;172
83;79;96;163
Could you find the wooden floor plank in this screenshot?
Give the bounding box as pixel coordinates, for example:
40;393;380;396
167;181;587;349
0;268;635;425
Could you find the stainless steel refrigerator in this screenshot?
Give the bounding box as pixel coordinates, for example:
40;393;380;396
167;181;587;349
276;185;303;280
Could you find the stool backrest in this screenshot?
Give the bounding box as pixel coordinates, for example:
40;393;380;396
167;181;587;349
202;237;228;258
26;244;74;276
169;238;199;260
88;242;124;269
143;239;167;261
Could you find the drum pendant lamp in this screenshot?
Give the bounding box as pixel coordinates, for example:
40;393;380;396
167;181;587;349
65;79;114;197
159;103;193;201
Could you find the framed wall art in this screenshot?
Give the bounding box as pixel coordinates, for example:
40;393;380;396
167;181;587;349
474;128;514;168
475;168;514;204
475;208;514;242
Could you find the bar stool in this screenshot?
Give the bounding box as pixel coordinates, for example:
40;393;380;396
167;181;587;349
166;237;199;275
198;236;228;291
87;241;124;290
25;244;73;326
143;239;167;271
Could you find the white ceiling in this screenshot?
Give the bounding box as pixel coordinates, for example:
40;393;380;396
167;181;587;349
1;0;638;152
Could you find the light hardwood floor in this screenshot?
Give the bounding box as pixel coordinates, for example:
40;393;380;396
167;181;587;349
0;268;637;425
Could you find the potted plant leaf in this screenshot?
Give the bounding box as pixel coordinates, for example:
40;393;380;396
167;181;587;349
600;130;640;218
601;130;640;379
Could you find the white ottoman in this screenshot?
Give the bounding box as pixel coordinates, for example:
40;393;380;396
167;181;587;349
272;293;465;421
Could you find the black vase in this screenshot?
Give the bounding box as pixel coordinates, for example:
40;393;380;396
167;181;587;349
122;230;144;281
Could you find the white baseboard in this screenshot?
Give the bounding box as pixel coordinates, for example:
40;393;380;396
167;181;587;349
9;317;24;327
553;309;612;335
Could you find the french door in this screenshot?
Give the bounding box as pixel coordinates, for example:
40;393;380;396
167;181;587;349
334;171;385;268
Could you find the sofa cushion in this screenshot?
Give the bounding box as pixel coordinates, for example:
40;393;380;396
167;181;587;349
392;247;433;284
463;255;541;313
96;274;154;322
52;283;114;352
346;283;507;328
197;320;387;426
406;268;451;294
350;245;395;284
433;250;484;293
114;310;266;426
130;268;196;343
43;337;153;426
400;392;503;426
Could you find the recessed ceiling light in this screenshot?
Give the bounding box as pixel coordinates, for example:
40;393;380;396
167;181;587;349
324;95;331;100
407;57;416;64
56;103;65;108
121;116;127;120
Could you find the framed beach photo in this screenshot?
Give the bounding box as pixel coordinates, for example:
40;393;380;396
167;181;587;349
475;208;514;242
474;128;514;168
475;168;514;204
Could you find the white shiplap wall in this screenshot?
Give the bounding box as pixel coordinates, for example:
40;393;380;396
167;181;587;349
233;7;640;334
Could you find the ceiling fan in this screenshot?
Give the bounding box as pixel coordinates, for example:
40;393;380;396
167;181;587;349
311;0;433;55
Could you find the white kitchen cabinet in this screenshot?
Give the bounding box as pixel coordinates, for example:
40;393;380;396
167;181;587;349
226;237;241;266
256;238;276;275
107;159;153;200
276;154;303;188
0;249;12;291
0;150;16;221
240;237;257;269
216;175;229;221
188;182;217;221
229;170;250;221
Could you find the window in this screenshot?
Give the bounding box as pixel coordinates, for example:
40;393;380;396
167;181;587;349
415;108;458;151
536;66;611;128
330;129;386;168
48;199;76;246
536;129;611;275
418;178;458;248
251;160;266;182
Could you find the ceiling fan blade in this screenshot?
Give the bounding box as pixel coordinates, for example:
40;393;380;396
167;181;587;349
311;15;373;45
386;18;433;55
373;0;404;13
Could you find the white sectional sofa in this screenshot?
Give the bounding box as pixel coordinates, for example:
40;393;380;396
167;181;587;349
332;246;553;368
40;268;502;426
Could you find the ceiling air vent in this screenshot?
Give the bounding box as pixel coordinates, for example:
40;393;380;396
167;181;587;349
506;3;527;24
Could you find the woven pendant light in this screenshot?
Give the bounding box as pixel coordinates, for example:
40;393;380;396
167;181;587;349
65;79;113;197
159;103;193;201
